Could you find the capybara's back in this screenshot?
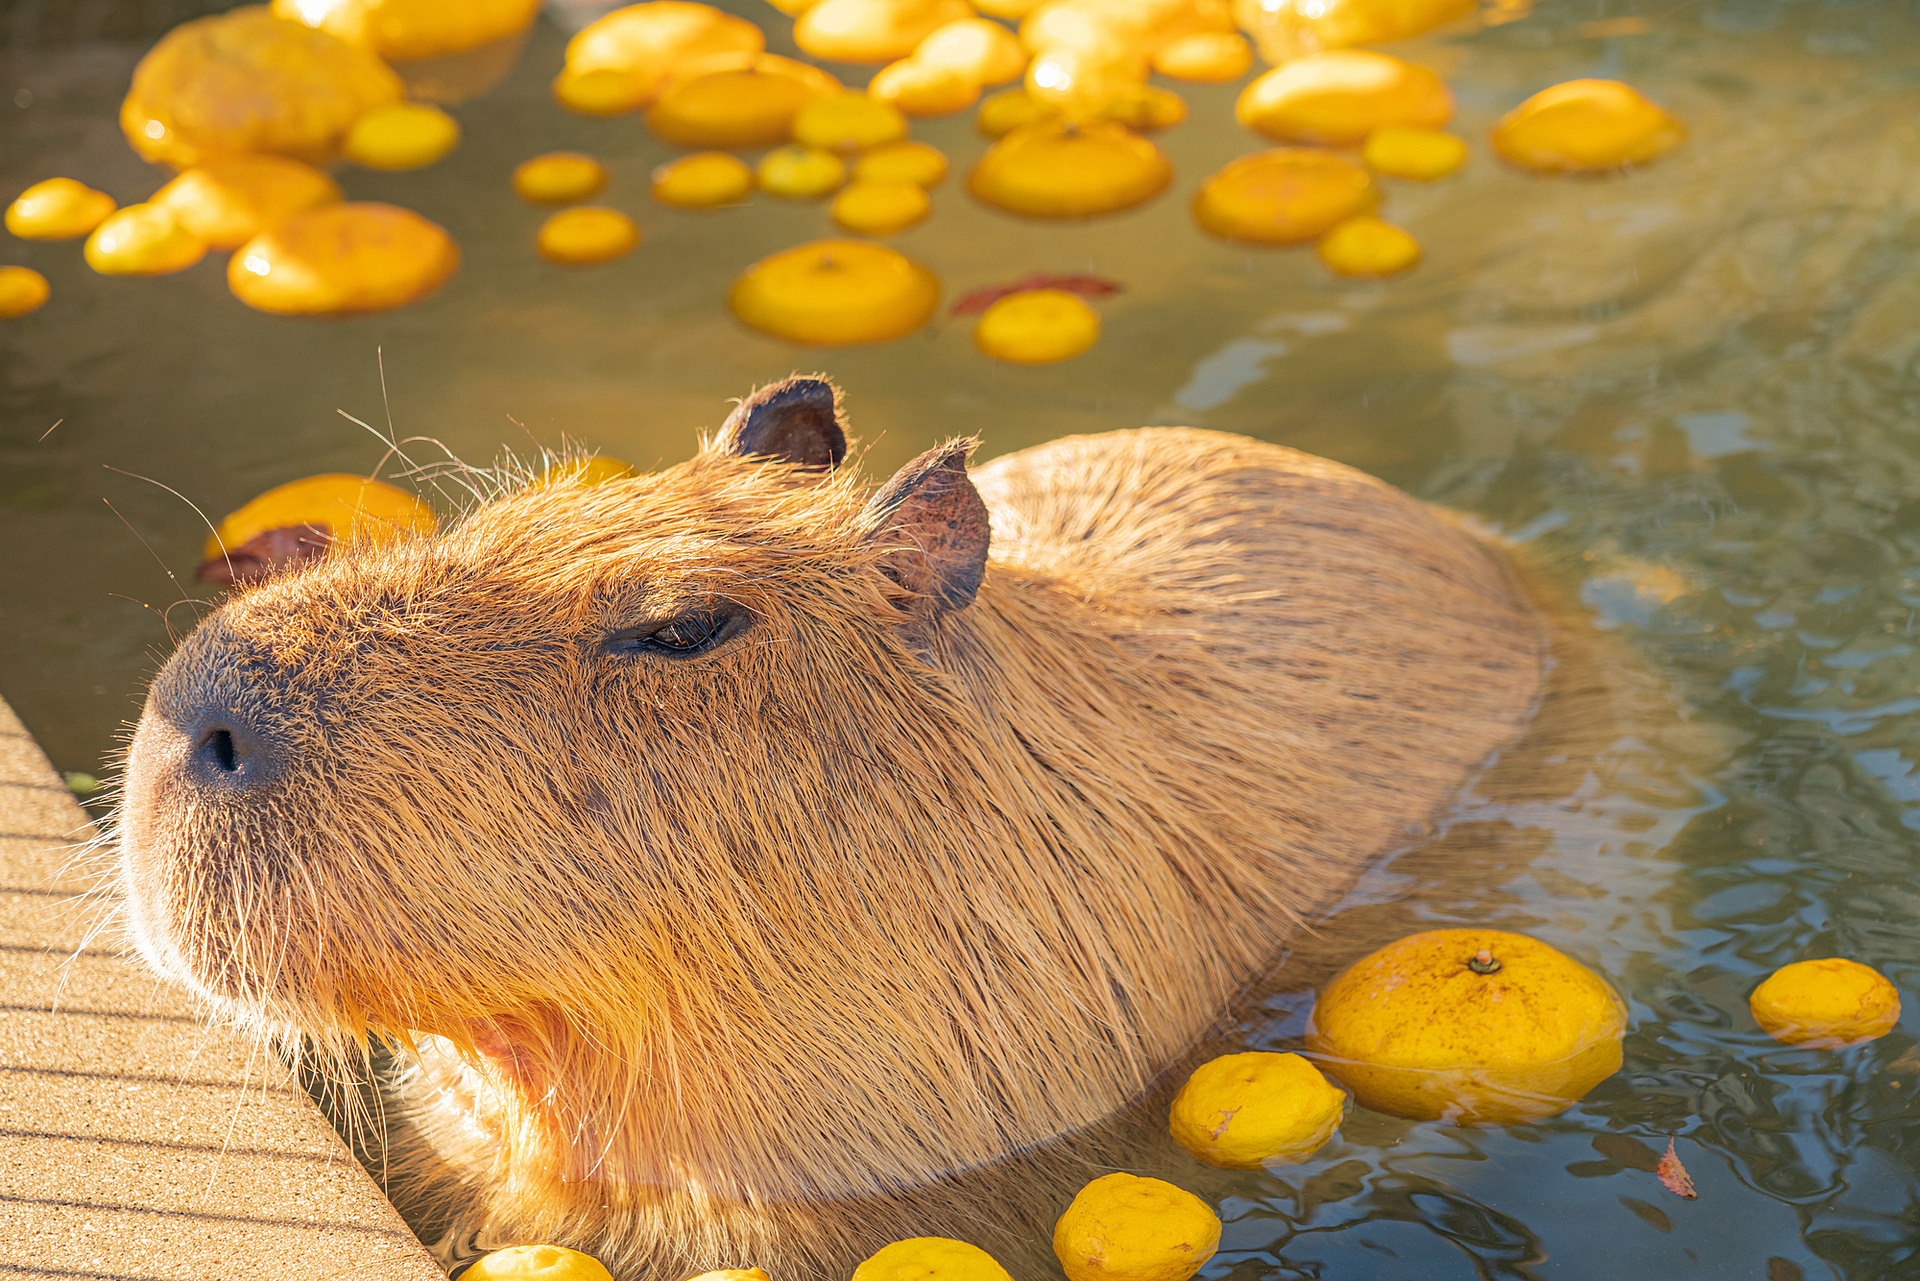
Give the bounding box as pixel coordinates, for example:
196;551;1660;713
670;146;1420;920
116;379;1541;1278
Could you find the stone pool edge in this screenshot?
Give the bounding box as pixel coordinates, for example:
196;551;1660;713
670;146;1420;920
0;691;443;1280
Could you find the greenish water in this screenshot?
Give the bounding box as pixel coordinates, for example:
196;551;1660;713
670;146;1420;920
7;0;1920;1276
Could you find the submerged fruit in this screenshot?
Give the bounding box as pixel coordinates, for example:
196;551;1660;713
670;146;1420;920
853;1238;1015;1281
1750;958;1902;1047
973;288;1099;363
513;153;609;205
7;177;116;240
229;202;459;315
969;120;1171;218
1491;78;1685;173
1306;929;1626;1125
1192;148;1374;245
729;238;939;344
1052;1173;1220;1281
1169;1051;1345;1168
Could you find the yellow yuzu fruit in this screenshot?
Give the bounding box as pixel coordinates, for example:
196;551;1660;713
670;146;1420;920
652;152;754;207
0;266;51;319
968;119;1172;217
83;203;207;276
1750;958;1902;1047
202;474;436;565
832;179;931;234
854;140;950;187
7;177;117;240
853;1238;1014;1281
462;1244;615;1281
1052;1173;1220;1281
1169;1051;1345;1167
729;237;939;344
1491;78;1685;173
344;102;461;171
1192;148;1375;244
537;207;641;265
152;156;341;250
973;288;1100;363
513;153;610;205
229;202;459;315
1317;214;1420;276
1236;50;1451;146
794;91;909;153
1362;125;1467;180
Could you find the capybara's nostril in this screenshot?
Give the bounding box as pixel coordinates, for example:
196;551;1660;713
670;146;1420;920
184;715;276;787
200;727;239;773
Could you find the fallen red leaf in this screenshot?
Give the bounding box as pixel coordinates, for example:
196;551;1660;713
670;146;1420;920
949;272;1124;316
1657;1136;1696;1199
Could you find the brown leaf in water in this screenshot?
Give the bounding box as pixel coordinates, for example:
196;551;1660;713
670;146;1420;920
1657;1136;1696;1199
949;273;1124;316
1766;1259;1805;1281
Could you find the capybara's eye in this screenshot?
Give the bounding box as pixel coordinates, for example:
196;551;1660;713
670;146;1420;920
602;606;744;659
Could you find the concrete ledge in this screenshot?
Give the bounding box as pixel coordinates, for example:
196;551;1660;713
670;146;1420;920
0;693;442;1280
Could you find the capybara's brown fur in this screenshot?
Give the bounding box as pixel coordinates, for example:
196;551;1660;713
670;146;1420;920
117;378;1543;1278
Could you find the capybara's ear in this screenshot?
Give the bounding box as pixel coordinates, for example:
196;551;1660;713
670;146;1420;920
859;439;991;618
712;376;848;470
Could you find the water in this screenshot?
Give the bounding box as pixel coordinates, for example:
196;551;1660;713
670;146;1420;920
6;0;1920;1276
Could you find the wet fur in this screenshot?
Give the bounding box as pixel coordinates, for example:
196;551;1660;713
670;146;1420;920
118;405;1544;1278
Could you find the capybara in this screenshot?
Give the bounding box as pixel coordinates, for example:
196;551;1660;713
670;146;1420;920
116;377;1543;1277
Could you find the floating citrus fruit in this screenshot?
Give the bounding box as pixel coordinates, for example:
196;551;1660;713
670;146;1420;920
977;87;1058;137
1491;78;1685;173
6;177;116;240
1750;958;1902;1048
344;102;461;171
513;153;609;204
915;18;1028;85
152;156;341;250
270;0;540;61
652;152;754;207
562;1;765;107
229;202;459;316
729;238;939;344
84;203;208;276
1237;51;1451;146
462;1245;616;1281
871;59;982;116
758;146;849;199
120;7;402;168
198;473;437;585
973;288;1099;363
0;267;50;319
539;457;638;488
537;207;641;266
833;179;931;234
1026;43;1147;115
853;1238;1014;1281
1169;1051;1345;1167
1152;31;1251;81
1306;929;1627;1125
552;65;655;115
969;120;1171;218
795;0;973;63
1192;148;1374;244
1098;83;1187;131
645;56;840;148
794;91;909;153
1362;125;1467;180
1234;0;1473;63
855;140;950;187
1318;215;1419;276
1053;1173;1221;1281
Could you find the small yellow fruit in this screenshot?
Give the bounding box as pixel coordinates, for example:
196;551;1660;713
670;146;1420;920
652;152;754;207
229;202;459;316
6;177;116;240
1192;148;1375;245
1236;50;1452;147
344;102;461;171
758;146;849;199
794;91;909;153
1235;0;1474;57
0;266;51;319
854;140;949;187
646;57;841;148
152;156;342;250
462;1244;616;1281
914;18;1028;86
795;0;974;64
537;207;641;266
120;7;402;168
1026;43;1146;116
564;2;765;95
832;179;931;234
1491;78;1685;173
271;0;542;63
853;1238;1013;1281
969;120;1172;218
1361;126;1467;180
1169;1051;1344;1168
1750;958;1902;1048
1097;84;1186;131
1151;31;1251;82
870;59;982;116
199;473;436;582
1052;1173;1220;1281
977;87;1059;138
1317;214;1419;277
973;288;1099;363
539;457;638;488
84;203;207;276
729;237;939;345
513;153;609;205
552;65;656;115
1306;929;1626;1125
